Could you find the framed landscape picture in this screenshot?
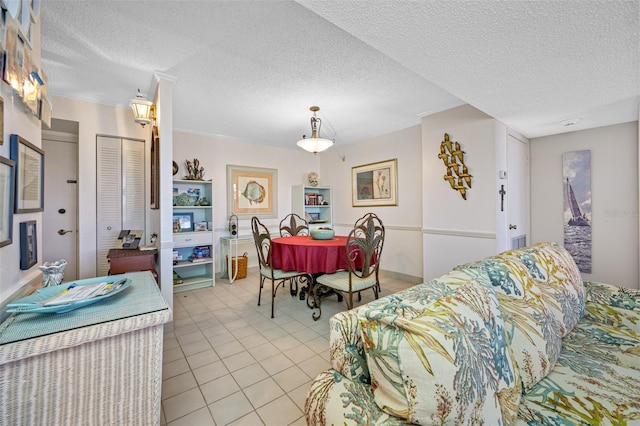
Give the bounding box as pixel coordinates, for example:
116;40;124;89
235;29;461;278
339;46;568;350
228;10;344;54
352;158;398;207
226;165;277;219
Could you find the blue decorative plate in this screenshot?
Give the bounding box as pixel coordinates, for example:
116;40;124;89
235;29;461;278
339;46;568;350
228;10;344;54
6;276;132;314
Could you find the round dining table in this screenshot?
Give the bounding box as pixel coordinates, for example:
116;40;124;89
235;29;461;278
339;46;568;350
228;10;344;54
270;235;349;275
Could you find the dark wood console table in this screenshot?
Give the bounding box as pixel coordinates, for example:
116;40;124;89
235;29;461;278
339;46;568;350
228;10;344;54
107;248;158;279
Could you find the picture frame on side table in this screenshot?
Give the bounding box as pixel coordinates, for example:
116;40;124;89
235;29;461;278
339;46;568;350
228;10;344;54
10;134;44;213
173;212;194;232
226;165;277;219
0;155;15;247
19;220;37;269
352;158;398;207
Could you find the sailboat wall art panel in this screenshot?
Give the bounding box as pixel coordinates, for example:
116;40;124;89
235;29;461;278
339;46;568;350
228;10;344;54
562;150;592;273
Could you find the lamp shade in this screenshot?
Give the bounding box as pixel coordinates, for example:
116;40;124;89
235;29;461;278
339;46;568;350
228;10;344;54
130;90;153;127
296;137;334;154
297;106;334;154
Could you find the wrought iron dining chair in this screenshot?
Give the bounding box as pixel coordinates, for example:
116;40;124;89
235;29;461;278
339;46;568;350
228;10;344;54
279;213;309;237
251;216;311;318
312;213;385;320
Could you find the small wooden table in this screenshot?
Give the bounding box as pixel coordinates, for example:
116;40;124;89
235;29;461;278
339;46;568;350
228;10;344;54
107;248;157;279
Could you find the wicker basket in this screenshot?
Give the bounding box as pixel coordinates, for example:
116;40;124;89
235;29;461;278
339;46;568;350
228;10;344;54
227;252;248;280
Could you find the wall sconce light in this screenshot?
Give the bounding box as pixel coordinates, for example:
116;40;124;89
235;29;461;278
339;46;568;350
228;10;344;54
130;89;155;127
296;106;334;154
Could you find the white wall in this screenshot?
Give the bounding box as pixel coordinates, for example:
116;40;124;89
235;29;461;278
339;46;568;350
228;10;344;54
530;122;639;289
0;88;45;303
0;14;44;304
50;96;149;279
422;104;499;280
319;125;424;281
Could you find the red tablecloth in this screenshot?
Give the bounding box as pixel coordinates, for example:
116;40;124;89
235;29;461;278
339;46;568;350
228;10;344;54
271;235;349;274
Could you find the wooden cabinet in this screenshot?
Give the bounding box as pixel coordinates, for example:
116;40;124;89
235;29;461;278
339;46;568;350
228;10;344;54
172;179;214;292
291;185;333;228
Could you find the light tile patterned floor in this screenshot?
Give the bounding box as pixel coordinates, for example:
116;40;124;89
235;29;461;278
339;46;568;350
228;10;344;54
160;270;416;425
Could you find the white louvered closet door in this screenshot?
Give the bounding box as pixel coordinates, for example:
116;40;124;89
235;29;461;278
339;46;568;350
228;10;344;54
96;136;145;276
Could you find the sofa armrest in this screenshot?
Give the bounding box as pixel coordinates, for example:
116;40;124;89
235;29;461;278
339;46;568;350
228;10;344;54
305;370;409;426
328;310;370;384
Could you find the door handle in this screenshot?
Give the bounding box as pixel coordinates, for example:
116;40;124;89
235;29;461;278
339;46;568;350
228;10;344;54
509;224;517;230
58;229;73;235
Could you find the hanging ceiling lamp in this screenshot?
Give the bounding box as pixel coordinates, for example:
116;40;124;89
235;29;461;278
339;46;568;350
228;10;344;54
296;106;334;154
130;89;155;127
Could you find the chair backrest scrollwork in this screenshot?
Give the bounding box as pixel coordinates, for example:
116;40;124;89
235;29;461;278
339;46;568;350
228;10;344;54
279;213;309;237
251;216;273;271
346;213;385;279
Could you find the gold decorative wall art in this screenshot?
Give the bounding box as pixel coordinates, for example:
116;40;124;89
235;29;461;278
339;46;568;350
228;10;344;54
438;133;472;200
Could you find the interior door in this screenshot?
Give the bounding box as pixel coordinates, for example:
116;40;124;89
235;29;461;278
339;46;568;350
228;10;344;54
42;137;78;281
507;133;529;249
96;136;145;276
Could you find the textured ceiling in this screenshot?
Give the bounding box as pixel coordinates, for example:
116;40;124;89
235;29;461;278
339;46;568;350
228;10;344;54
40;1;639;150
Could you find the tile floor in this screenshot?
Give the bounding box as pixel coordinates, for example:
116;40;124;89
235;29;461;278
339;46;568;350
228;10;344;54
160;270;416;425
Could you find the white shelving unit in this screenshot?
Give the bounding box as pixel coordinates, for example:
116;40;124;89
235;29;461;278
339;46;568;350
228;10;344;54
172;179;215;292
291;185;333;229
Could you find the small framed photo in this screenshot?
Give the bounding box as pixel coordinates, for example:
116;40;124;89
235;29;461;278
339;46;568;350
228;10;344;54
173;212;194;232
194;221;207;231
20;220;37;270
308;212;320;222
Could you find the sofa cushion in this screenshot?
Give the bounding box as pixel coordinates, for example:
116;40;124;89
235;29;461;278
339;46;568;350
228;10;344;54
454;255;529;299
565;310;640;372
520;349;640;424
585;280;640;333
496;284;562;392
328;267;495;383
358;280;521;424
503;242;585;337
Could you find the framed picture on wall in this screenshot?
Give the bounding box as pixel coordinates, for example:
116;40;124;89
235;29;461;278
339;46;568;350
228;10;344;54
226;165;277;219
351;158;398;207
10;134;44;213
20;220;37;269
0;96;4;145
0;155;15;248
150;125;160;209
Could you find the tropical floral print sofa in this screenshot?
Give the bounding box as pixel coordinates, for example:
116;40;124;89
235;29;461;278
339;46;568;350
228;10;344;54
305;242;640;425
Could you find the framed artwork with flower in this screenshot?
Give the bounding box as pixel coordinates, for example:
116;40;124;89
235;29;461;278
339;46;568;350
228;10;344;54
226;165;278;218
352;158;398;207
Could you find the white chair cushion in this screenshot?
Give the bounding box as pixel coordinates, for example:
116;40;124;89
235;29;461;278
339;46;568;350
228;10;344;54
261;267;304;280
316;271;377;292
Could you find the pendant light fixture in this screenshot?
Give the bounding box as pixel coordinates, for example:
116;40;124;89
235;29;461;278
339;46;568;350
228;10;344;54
130;89;155;127
296;106;334;154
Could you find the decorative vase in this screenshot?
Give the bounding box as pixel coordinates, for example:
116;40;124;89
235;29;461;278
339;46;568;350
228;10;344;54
39;259;68;287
